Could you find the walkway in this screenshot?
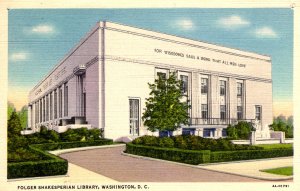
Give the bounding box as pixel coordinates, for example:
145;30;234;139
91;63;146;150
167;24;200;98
60;146;263;182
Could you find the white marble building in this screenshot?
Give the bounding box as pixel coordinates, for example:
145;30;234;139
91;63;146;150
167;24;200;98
27;21;273;141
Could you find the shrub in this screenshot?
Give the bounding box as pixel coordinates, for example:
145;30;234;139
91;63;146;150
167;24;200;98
8;148;47;163
173;135;187;149
7;138;113;179
210;147;293;163
126;143;292;165
40;126;48;136
132;137;144;145
8;144;68;179
158;137;174;148
133;135;261;151
270;118;294;138
87;129;102;141
32;139;113;151
126;143;210;165
139;135;159;146
226;121;254;140
8;135;28;152
47;130;60;142
8;159;68;179
226;124;238;139
60;129;83;142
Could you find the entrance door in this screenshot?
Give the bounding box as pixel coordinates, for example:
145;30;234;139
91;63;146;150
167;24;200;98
129;99;139;136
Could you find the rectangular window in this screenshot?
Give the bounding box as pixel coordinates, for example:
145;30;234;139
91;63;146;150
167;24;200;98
59;87;62;118
129;99;139;136
255;106;262;120
64;85;68;117
43;98;46;122
36;102;39;124
46;95;49;121
201;78;208;94
201;104;208;119
54;90;57;119
40;99;42;122
220;80;226;95
157;72;166;80
180;75;188;95
237;106;243;120
50;93;53;120
237;82;243;96
220;105;226;120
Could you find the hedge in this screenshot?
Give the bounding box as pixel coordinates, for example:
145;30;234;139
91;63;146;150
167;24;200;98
31;139;113;151
126;143;293;165
7;146;68;179
8;139;113;179
210;147;293;163
125;143;210;164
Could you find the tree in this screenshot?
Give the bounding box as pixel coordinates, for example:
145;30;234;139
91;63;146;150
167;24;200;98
142;72;191;135
7;111;23;138
18;105;28;130
7;101;15;120
269;115;293;138
226;121;254;139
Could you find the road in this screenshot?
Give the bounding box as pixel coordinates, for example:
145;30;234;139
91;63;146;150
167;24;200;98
60;146;263;182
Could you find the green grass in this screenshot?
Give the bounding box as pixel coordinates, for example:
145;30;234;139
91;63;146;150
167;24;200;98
257;143;293;149
261;166;293;176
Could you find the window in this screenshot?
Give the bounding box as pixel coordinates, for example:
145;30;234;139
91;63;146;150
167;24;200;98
46;95;49;121
182;128;195;136
50;93;53;120
59;87;62;118
201;78;208;94
129;99;139;136
201;104;208;119
220;80;226;95
54;90;57;119
64;85;68;117
40;99;42;122
220;105;226;120
157;72;166;80
255;106;262;120
43;97;45;122
35;102;39;124
237;106;243;120
180;75;188;94
237;83;243;96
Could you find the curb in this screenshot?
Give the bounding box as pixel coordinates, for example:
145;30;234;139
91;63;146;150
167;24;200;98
7;174;69;182
121;152;293;181
49;144;126;155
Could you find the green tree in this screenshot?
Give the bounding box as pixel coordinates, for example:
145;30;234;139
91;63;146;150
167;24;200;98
269;115;293;138
226;121;254;139
7;111;23;138
226;124;238;139
7;101;15;120
18;105;28;130
142;72;191;135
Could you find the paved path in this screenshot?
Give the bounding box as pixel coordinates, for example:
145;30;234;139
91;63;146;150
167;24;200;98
60;146;262;182
199;157;293;181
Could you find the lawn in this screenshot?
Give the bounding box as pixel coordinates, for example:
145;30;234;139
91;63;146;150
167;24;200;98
257;143;293;150
260;166;293;176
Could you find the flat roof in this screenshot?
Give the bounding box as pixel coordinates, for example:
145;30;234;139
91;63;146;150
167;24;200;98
30;21;271;94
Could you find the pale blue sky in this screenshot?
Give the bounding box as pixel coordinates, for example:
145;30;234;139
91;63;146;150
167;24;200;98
8;9;293;113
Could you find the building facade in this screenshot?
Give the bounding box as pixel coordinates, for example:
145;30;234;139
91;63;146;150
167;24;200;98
27;21;273;141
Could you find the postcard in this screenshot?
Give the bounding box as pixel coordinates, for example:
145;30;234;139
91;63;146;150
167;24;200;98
0;0;298;191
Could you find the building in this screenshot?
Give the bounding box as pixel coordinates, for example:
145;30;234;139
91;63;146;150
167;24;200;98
27;21;273;141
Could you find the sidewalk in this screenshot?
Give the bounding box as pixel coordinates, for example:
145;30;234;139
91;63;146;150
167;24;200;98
7;145;122;184
123;152;293;181
198;157;293;181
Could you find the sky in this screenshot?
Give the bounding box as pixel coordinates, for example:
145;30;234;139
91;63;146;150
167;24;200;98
8;9;293;116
